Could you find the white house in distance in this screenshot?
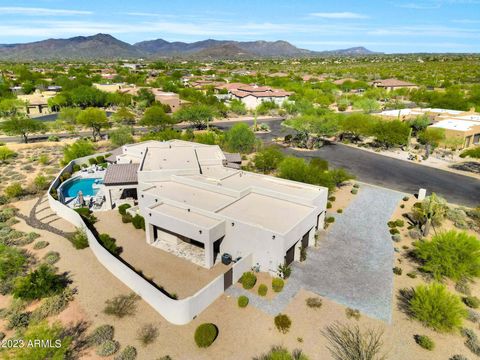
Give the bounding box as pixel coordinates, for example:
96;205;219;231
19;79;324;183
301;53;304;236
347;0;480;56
103;140;327;273
215;83;292;109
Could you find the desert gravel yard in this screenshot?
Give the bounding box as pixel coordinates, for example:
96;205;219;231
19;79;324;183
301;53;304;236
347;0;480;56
292;183;404;322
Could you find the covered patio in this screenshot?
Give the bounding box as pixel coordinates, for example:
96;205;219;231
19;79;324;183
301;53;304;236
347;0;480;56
103;163;139;210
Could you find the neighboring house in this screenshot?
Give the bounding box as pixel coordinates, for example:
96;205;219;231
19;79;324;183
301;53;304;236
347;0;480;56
103;140;327;273
17;92;52;115
430;115;480;148
332;78;358;85
215;83;292;109
151;89;184;112
371;78;418;91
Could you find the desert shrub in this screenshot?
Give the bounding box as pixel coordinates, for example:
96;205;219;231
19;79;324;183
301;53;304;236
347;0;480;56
389;228;400;235
104;293;139;318
88;324;114;346
118;203;131;216
408;228;422;239
400;204;405;209
329;195;336;201
393;267;402;275
353;183;360;188
33;240;49;250
461;328;480;356
456;278;472;295
70;228;89;249
253;346;309;360
413;230;480;281
132;215;145;230
13;264;66;300
395;219;405;227
306;297;322;309
59;171;71;182
115;345;137;360
274;314;292;334
449;355;468;360
0;332;4;341
414;335;434;350
238;295;249;308
277;264;292;279
351;188;358;194
0;195;9;205
241;272;257;289
258;284;268;296
0;243;29;294
194;323;218;348
72;164;81;172
409;282;467;332
272;277;285;293
99;233;122;255
326;216;335;223
322;322;385;360
88;158;98;165
96;339;120;357
327;202;332;209
467;308;480;323
464;296;480;309
4;182;23;198
346;308;361;320
74;207;97;225
122;213;133;223
43;251;60;265
7;311;30;330
96;155;105;164
136;324;158;346
0;207;15;222
403;196;410;201
407;272;418;279
392;234;401;242
30;288;74;322
337;209;343;213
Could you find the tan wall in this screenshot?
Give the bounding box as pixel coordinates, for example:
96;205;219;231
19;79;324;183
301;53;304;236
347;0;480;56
155;96;181;112
441;126;480;148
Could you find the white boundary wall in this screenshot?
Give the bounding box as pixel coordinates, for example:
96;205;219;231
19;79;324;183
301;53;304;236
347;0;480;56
48;155;252;325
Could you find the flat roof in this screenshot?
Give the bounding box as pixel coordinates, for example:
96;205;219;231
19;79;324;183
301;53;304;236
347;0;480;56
145;181;235;211
430;119;480;132
142;147;199;172
217;192;314;233
151;203;222;228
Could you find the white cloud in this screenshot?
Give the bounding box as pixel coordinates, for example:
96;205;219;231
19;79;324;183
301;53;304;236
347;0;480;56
309;12;368;19
396;2;441;9
0;7;91;16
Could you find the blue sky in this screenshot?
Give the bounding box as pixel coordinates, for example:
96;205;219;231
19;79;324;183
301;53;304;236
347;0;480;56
0;0;479;53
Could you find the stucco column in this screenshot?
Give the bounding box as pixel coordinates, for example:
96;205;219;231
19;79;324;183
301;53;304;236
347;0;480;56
145;221;155;245
317;211;326;229
205;240;214;269
104;187;113;210
308;227;316;247
294;240;302;261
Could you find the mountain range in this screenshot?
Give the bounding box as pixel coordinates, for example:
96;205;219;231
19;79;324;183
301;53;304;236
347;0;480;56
0;33;379;61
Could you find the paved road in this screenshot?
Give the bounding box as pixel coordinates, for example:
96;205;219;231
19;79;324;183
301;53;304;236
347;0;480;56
215;119;480;207
292;184;402;322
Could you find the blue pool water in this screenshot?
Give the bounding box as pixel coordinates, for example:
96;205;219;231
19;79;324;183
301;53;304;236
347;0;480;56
61;178;103;198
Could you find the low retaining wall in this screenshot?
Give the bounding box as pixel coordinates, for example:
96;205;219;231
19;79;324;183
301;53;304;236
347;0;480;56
48;154;252;325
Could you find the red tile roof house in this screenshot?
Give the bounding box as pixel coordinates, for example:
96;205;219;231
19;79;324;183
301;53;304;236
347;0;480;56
214;83;292;109
371;78;418;92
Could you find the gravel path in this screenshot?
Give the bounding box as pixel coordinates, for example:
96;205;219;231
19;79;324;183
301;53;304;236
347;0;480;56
291;184;404;322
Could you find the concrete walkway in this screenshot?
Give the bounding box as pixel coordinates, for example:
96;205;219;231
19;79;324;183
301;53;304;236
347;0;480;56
291;184;403;322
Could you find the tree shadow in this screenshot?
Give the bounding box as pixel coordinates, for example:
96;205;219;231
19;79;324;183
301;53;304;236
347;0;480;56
62;320;91;360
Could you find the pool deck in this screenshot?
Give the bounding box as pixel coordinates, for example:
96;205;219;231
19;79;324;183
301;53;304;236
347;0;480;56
61;168;107;210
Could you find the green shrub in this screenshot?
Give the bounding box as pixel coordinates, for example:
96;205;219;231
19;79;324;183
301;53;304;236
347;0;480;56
4;182;23;198
136;324;158;346
274;313;292;334
392;234;402;242
407;272;418;279
96;339;120;357
400;204;405;209
272;278;285;293
326;216;335;223
238;295;249;308
389;228;400;235
306;297;322;309
403;196;410;201
74;207;97;224
345;308;361;320
328;195;336;201
408;228;422;239
464;296;480;309
99;233;122;255
70;228;89;249
96;155;105;164
337;209;343;213
277;264;292;279
59;171;71;182
118;204;131;216
409;282;467;332
88;324;114;346
353;183;360;188
104;293;139;318
395;219;405;227
13;264;66;300
413;230;480;281
115;345;137;360
30;288;74;322
456;278;472;295
43;251;60;265
88;158;98;165
72;164;81;172
194;323;218;348
351;188;358;195
414;335;434;350
7;311;30;330
258;284;268;296
393;267;402;275
461;328;480;356
450;355;468;360
241;272;257;289
327;202;332;209
122;213;133;223
33;240;49;250
132;215;145;230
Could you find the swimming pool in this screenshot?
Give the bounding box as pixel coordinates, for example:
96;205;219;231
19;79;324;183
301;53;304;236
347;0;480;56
61;178;103;198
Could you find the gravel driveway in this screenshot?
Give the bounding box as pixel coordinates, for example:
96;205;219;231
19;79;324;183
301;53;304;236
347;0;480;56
291;184;404;322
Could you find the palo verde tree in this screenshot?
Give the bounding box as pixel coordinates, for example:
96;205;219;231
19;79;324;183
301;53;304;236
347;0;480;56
76;107;110;142
139;105;175;131
0;114;46;143
174;104;216;129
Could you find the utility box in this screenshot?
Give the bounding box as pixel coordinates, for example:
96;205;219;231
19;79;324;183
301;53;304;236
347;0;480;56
418;188;427;201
